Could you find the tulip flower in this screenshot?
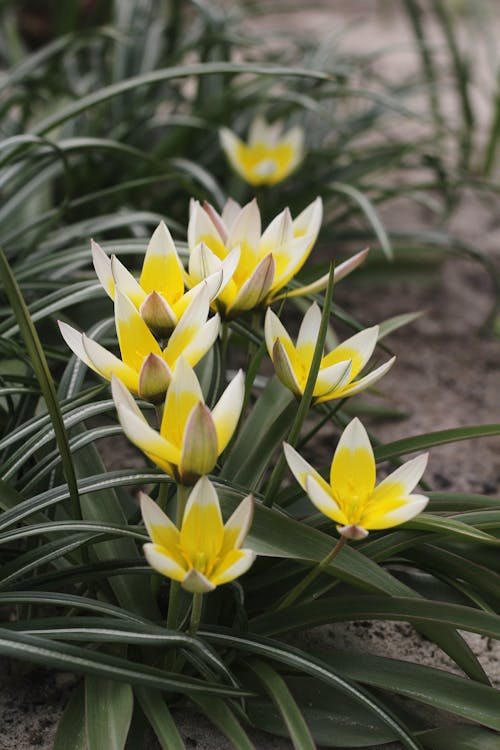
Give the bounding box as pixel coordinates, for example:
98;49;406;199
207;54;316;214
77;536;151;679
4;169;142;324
140;476;256;593
265;303;395;404
284;418;429;539
58;284;219;403
111;358;245;485
220;116;304;186
92;221;236;337
186;197;323;318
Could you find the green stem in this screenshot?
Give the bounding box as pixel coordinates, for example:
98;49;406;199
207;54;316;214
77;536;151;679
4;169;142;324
263;263;335;508
276;535;347;610
189;593;204;636
165;484;189;633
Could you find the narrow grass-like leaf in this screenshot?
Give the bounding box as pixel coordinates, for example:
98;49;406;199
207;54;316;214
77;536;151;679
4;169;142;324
191;695;256;750
374;424;500;462
53;684;86;750
329;182;393;259
0;250;80;517
244;659;316;750
135;687;186;750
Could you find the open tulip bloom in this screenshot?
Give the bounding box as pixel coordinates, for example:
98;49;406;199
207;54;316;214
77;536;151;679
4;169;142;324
187;196;323;318
284;418;429;539
265;303;395;404
111;358;245;485
58;283;219;403
140;476;256;593
220;115;304;186
91;221;235;337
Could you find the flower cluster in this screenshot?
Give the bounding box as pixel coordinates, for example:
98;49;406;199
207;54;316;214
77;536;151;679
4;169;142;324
59;115;429;603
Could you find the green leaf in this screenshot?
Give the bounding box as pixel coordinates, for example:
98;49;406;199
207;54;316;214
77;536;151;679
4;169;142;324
220;377;295;489
85;676;133;750
377;310;425;339
191;695;256;750
244;659;316;750
244;674;406;748
204;631;423;750
374;424;500;462
251;594;500;644
418;725;500;750
329;182;393;259
53;685;87;750
0;627;246;698
0;250;80;517
318;651;500;730
405;513;500;545
135;687;186;750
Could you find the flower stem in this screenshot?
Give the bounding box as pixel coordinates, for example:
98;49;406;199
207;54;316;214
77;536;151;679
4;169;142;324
276;535;348;610
165;484;189;633
189;593;204;636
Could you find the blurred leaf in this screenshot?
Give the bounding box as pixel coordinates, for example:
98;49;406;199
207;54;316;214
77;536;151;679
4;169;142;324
85;676;133;750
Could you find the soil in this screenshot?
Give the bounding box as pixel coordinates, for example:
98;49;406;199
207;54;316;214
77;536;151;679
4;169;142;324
1;2;499;749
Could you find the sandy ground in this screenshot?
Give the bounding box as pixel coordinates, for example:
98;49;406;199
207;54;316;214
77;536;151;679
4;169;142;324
1;2;499;749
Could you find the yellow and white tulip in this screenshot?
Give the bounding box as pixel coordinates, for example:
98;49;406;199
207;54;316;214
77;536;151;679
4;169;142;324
284;418;429;539
220;116;304;186
186;197;323;318
58;284;219;403
92;221;235;337
111;358;245;485
140;476;256;593
265;303;395;404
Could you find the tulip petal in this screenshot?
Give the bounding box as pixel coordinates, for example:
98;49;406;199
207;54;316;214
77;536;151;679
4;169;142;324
264;308;295;358
280;126;305;168
272;248;369;301
221;198;242;229
143;543;186;582
296;302;322;365
228;253;275;315
162;285;210;367
110;374;144;419
337;524;369;540
248;115;275;146
139;291;178;336
211;548;256;586
221;494;254;555
283;442;326;492
139;492;180;550
292;197;323;241
226;198;261;255
182;569;215;593
140;221;184;302
313;359;352;400
219;128;248;183
321;325;379;378
272;339;302;395
180;476;224;560
111;256;146;308
306;475;349;526
58;321;94;370
138;353;172;403
179;402;219;483
161;357;203;446
177;314;220;369
270;233;315;293
188;199;227;259
259;207;293;258
371;453;429;504
91;240;114;298
330;418;376;505
202;201;228;243
211;369;245;453
83;334;139;391
113;387;180;471
335;356;396;398
361;494;429;530
115;287;161;371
